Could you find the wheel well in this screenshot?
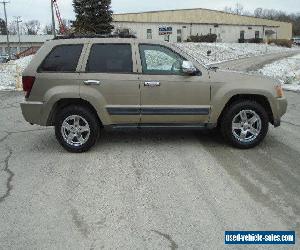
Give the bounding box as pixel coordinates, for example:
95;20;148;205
47;98;102;126
218;94;274;126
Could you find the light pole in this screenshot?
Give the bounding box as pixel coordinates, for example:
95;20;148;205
51;0;56;37
1;1;10;58
15;16;22;54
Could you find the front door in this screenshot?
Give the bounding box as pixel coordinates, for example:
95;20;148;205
137;44;211;125
79;42;140;125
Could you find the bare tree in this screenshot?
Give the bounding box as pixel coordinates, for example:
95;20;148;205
254;8;263;18
234;3;244;15
253;8;300;36
224;6;234;14
8;21;18;35
43;24;53;35
224;3;245;15
24;20;40;35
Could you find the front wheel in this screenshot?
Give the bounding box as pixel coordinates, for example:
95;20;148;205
220;101;269;149
55;105;100;153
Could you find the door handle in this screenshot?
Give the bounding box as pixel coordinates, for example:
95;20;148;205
144;81;160;87
84;80;101;85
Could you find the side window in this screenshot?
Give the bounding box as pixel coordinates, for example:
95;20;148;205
86;44;133;73
139;44;185;75
39;44;83;72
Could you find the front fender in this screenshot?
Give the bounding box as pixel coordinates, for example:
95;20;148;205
209;86;275;124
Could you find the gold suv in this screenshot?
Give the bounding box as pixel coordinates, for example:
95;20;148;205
20;37;287;152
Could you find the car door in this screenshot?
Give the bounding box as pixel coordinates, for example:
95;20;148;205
137;43;211;125
79;40;141;125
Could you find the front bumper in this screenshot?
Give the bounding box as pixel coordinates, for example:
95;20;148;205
273;119;281;128
20;101;45;126
272;97;288;127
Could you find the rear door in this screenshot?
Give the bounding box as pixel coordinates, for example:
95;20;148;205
137;43;211;125
79;40;141;125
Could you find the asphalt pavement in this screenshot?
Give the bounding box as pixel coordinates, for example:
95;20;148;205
0;89;299;249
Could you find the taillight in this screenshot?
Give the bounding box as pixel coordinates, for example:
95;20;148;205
22;76;36;98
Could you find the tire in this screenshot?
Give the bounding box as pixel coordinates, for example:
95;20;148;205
55;105;100;153
220;100;269;149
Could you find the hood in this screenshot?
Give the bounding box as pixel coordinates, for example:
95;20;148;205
209;68;280;89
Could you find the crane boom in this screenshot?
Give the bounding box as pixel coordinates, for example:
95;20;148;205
52;0;67;34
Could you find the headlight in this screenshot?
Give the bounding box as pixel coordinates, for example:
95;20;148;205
275;85;284;98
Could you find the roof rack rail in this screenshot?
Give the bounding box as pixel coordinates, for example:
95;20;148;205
53;33;137;40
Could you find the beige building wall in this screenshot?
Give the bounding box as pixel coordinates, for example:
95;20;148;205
113;8;292;40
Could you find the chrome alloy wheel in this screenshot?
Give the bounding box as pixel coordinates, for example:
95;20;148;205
232;110;262;143
61;115;90;147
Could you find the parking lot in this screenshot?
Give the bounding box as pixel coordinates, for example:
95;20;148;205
0;90;299;249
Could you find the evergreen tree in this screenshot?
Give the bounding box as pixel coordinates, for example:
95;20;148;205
73;0;113;34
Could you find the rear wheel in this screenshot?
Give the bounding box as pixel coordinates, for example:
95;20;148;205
220;101;269;149
55;105;100;153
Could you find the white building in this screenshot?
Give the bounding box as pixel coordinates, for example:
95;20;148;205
0;35;53;55
113;8;292;43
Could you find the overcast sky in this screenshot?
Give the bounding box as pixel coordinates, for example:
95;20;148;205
1;0;299;24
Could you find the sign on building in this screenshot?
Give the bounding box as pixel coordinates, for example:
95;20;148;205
159;26;173;35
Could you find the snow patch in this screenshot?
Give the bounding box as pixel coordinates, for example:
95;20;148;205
176;42;297;65
258;54;300;92
0;55;33;91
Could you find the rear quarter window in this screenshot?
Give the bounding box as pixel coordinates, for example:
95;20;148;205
38;44;83;72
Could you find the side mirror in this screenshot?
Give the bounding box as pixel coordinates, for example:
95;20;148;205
181;61;199;75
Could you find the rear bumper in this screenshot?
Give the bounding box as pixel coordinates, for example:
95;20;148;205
20;101;46;126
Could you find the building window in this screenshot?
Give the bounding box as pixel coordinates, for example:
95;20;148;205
177;29;182;42
147;29;152;39
255;31;260;39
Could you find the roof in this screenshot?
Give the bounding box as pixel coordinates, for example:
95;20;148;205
0;35;54;43
113;8;291;27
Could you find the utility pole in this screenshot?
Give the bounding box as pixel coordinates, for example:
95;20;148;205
1;1;10;58
51;0;56;37
15;16;22;54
